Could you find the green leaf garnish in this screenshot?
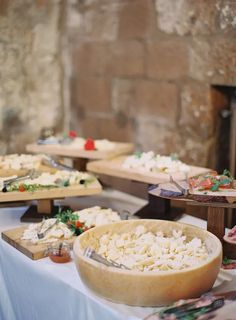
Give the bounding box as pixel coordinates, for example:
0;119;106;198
170;153;179;161
134;151;142;159
222;169;232;178
222;256;232;265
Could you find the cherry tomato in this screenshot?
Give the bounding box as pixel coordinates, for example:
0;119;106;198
199;178;213;190
75;220;83;228
84;138;95;151
69;130;77;138
19;184;26;192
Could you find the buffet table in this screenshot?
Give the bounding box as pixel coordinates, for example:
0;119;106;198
1;203;236;320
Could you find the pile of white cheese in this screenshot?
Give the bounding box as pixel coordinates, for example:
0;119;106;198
122;151;189;174
97;225;208;272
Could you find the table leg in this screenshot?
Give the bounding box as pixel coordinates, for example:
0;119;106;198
37;199;53;214
73;158;88;171
135;193;171;219
20;199;70;223
207;206;225;241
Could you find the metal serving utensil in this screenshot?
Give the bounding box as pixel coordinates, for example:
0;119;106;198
169;174;189;196
42;156;76;172
84;247;130;270
37;219;58;239
2;169;41;192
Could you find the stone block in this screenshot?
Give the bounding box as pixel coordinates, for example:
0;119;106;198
111;79;134;114
105;41;145;77
155;0;220;35
74;42;107;76
0;0;8;15
79;116;134;142
78;3;119;41
76;77;111;113
190;37;236;85
177;134;215;167
147;40;189;80
134;80;178;126
179;83;214;139
118;0;155;40
134;119;182;155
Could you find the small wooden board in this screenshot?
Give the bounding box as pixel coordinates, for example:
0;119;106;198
1;226;75;260
0;179;102;203
149;182;236;204
26;142;134;160
188;188;236;204
87;156;210;185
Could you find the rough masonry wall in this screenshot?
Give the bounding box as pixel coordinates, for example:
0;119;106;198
70;0;236;167
0;0;65;154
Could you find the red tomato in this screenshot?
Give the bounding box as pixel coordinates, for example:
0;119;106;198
19;184;26;192
199;178;213;189
84;138;95;151
75;220;83;228
69;130;77;138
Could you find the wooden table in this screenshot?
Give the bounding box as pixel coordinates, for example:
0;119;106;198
149;185;236;259
26;142;134;171
87;156;209;219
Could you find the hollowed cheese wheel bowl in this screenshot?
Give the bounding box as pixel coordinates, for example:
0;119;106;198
73;220;222;307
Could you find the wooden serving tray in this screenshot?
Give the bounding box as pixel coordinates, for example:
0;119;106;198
1;226;75;260
149;182;236;204
189;187;236;204
87;156;210;185
26;142;134;160
0;180;102;203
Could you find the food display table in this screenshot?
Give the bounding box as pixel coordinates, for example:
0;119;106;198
26;142;134;171
1;205;236;320
149;186;236;259
87;156;209;219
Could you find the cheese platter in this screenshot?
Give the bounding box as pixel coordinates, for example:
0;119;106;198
87;154;210;185
26;140;134;160
0;154;102;221
149;170;236;204
1;206;123;260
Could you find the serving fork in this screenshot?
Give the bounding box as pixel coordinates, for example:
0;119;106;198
169;174;189;196
37;219;58;239
42;156;76;172
2;169;41;192
84;247;130;270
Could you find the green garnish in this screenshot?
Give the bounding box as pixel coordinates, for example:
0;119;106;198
222;169;233;179
210;181;221;192
222;256;232;265
55;209;84;236
170;153;179;161
8;184;56;192
134;151;142;159
55;209;78;223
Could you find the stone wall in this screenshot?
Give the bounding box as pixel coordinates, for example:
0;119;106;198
0;0;65;154
69;0;236;167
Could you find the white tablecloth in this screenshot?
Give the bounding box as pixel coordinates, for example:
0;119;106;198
0;205;236;320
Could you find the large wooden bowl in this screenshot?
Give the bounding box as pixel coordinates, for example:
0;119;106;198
73;220;222;306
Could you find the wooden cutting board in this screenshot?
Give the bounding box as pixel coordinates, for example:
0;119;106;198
87;156;210;185
1;226;75;260
149;181;236;204
0;179;102;203
188;186;236;203
26;142;134;160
